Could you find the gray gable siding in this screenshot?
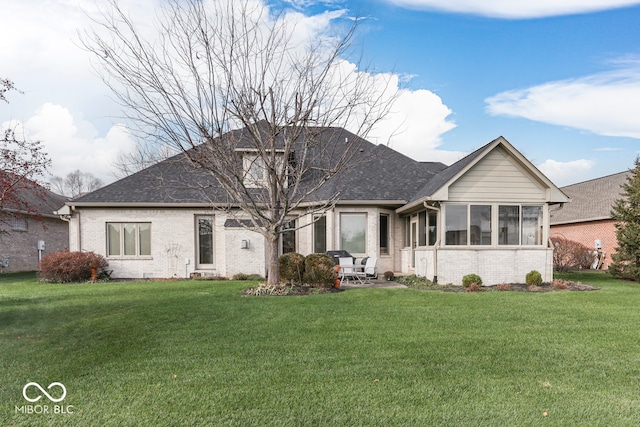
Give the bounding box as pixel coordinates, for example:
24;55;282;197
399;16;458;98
448;147;546;202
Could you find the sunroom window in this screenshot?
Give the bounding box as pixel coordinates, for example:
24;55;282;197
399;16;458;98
445;204;544;246
470;205;492;245
522;206;543;245
498;206;520;245
445;205;467;245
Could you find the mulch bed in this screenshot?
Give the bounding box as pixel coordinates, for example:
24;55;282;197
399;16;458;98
242;284;343;296
243;281;599;296
486;282;599;292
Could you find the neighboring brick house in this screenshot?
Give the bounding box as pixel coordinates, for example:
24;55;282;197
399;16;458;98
0;181;68;272
550;171;629;269
59;125;569;285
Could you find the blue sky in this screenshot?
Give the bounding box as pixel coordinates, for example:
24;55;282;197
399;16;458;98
2;0;639;186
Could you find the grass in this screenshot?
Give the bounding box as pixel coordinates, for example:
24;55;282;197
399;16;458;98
1;271;640;426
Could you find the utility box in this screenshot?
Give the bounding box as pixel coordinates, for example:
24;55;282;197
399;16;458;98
37;240;45;251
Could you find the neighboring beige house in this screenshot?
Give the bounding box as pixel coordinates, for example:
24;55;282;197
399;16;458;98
58;127;568;285
0;182;68;273
550;171;628;269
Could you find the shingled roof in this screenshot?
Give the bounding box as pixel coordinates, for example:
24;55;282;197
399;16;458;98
0;172;67;217
550;171;629;225
71;125;447;207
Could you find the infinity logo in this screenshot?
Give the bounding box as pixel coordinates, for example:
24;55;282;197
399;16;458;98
22;382;67;403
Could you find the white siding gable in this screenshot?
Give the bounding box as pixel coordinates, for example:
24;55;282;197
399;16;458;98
448;146;546;202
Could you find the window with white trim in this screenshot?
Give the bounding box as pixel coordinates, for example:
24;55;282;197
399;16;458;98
196;216;214;267
340;213;367;254
313;216;327;254
444;204;544;246
522;206;543;245
107;223;151;257
281;220;296;254
379;214;389;255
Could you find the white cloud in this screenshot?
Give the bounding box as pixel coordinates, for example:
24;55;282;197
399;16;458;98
485;60;640;139
3;104;136;184
537;158;595;186
594;147;623;152
385;0;640;18
368;88;460;164
1;0;459;184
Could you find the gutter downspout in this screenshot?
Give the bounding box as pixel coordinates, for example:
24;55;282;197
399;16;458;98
423;202;440;284
71;206;81;251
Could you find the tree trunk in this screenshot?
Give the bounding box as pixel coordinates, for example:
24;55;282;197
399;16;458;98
266;232;280;286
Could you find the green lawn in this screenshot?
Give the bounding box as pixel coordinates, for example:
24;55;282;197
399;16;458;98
1;271;640;426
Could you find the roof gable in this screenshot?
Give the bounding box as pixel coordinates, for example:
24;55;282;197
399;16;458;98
400;136;568;211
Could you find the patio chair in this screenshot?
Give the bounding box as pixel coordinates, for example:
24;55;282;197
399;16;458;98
355;257;377;283
338;257;357;283
363;257;378;279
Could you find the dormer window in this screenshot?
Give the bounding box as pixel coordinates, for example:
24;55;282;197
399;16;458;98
243;154;267;184
241;149;291;188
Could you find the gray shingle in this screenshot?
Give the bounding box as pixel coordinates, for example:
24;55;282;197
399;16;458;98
72;126;447;206
550;171;629;224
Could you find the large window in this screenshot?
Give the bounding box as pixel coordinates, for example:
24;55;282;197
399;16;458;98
445;205;468;245
379;214;389;255
444;204;544;246
498;206;520;245
313;216;326;254
340;213;366;254
197;216;214;266
470;205;492;245
522;206;543;245
107;223;151;257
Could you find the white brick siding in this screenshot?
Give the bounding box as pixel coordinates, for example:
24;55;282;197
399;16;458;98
68;208;272;279
413;247;553;285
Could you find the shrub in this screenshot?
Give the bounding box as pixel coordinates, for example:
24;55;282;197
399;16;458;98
232;273;265;281
526;270;543;287
39;250;109;283
466;282;482;292
551;237;595;271
552;278;569;290
302;253;336;287
462;274;482;288
496;283;511;291
396;274;434;288
278;252;305;284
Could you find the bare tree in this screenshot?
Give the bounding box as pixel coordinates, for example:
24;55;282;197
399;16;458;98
1;79;52;235
111;142;177;179
50;170;104;198
82;0;398;284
